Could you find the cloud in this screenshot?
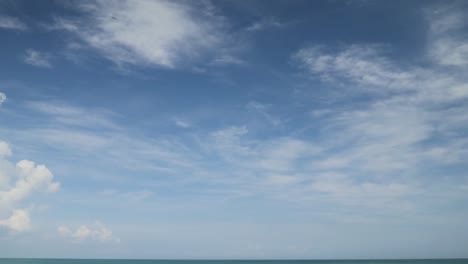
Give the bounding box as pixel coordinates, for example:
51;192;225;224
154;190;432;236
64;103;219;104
23;49;52;68
58;222;119;243
294;44;417;91
255;138;321;172
0;209;31;232
0;140;59;233
288;3;468;210
210;54;245;66
54;0;225;68
307;173;414;209
210;126;251;160
98;189;153;203
174;118;191;128
2;101;197;173
295;44;468;175
426;4;468;67
5;3;468;214
1;158;60;206
26;101;120;130
246;17;284;32
264;174;300;186
246;101;281;126
0;141;11;157
0;92;6;106
0;16;27;30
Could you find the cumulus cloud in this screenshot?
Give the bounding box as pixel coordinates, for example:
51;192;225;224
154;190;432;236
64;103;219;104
0;209;31;232
0;92;6;106
54;0;225;68
23;49;52;68
58;222;119;243
0;141;59;233
0;16;27;30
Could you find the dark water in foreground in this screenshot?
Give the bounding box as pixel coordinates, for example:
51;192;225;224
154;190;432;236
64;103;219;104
1;260;467;264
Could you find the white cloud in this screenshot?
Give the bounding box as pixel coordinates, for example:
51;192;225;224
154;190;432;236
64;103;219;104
0;141;11;157
0;209;31;232
55;0;225;68
246;17;283;32
255;138;321;172
289;4;468;210
0;16;27;30
57;225;71;236
0;141;59;233
23;49;52;68
294;43;468;179
0;92;6;106
294;44;417;91
26;101;120;130
426;4;468;67
307;173;414;209
211;54;245;66
74;225;91;239
211;126;251;160
264;174;300;185
58;222;119;243
174;118;191;128
98;189;153;203
246;101;282;126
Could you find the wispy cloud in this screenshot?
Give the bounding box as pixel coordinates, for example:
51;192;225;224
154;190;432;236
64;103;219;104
98;189;153;203
211;54;245;66
426;4;468;67
26;101;120;130
52;0;226;69
294;44;417;92
246;17;284;32
0;16;27;30
290;4;468;210
1;2;467;229
58;221;119;243
3;101;196;174
23;49;52;68
246;101;282;126
173;117;191;128
0;92;6;106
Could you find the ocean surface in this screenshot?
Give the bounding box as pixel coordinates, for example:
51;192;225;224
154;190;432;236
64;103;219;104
1;260;467;264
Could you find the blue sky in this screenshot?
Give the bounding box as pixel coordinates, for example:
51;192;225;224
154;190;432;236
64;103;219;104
1;0;468;259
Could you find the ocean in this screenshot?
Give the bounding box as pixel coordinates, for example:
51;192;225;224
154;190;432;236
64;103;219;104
1;260;467;264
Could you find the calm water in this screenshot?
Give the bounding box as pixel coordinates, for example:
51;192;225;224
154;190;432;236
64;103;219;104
1;260;468;264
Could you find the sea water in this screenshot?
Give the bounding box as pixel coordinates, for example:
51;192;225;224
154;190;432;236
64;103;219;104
1;260;468;264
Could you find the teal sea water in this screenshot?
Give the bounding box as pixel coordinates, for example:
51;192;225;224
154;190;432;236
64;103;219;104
1;260;468;264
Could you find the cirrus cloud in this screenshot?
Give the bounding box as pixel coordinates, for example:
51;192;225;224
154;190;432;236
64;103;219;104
0;92;6;106
0;16;27;31
58;221;120;243
53;0;226;68
23;49;53;68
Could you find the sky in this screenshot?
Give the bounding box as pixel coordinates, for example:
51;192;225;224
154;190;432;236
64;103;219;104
1;0;468;259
